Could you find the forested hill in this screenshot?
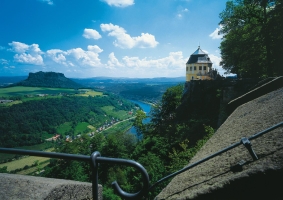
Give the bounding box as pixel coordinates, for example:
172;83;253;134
14;71;82;89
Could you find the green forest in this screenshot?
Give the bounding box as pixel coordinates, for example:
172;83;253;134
0;94;136;148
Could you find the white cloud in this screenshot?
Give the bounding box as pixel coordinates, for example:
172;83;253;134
14;54;44;65
83;29;102;40
208;54;226;75
1;59;8;65
104;51;186;77
8;41;44;65
176;8;189;19
100;0;134;7
100;23;158;49
209;25;223;39
38;0;54;5
66;48;102;67
87;45;103;53
177;14;182;19
46;49;67;65
46;45;103;68
107;52;123;67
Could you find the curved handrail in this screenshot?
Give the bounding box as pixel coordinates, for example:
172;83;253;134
96;156;149;199
0;148;150;199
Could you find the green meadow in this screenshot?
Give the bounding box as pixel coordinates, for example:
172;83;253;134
0;87;103;107
101;106;133;120
0;86;77;97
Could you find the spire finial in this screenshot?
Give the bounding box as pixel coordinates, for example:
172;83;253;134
198;42;200;49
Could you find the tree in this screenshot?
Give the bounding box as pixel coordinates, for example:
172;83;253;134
133;110;147;139
0;166;8;173
219;0;283;78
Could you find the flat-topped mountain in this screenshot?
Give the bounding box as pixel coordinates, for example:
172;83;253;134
14;71;82;88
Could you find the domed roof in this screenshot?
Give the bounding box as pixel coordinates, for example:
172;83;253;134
187;46;212;64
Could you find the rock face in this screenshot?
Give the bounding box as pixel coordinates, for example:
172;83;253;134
156;87;283;200
15;71;82;88
0;173;102;200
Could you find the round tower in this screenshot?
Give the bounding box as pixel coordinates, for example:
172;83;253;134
186;46;213;81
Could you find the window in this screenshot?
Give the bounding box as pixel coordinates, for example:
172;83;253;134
190;67;192;71
186;67;188;71
194;66;196;70
204;66;207;70
199;66;202;70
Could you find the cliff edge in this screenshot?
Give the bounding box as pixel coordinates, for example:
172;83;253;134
156;87;283;199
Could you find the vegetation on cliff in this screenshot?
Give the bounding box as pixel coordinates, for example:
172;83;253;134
219;0;283;78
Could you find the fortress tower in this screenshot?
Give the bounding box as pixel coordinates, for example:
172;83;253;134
186;46;213;81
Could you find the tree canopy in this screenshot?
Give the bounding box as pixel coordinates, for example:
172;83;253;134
219;0;283;78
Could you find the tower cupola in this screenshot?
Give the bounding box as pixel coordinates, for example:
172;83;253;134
186;46;213;81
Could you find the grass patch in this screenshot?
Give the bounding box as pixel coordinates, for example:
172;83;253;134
0;86;77;97
41;131;54;140
0;148;53;171
0;156;50;172
0;142;54;163
74;122;90;134
56;122;72;135
101;106;131;120
17;161;50;175
0;100;22;106
87;125;95;130
102;119;134;135
76;89;102;97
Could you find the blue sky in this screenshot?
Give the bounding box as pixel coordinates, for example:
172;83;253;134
0;0;227;78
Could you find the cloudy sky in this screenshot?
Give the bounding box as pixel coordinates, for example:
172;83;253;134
0;0;227;78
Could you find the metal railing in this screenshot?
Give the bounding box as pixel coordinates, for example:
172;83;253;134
0;121;283;199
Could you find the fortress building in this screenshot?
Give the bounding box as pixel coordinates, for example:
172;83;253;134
186;46;213;81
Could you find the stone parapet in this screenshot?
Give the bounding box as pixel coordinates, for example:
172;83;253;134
0;173;102;200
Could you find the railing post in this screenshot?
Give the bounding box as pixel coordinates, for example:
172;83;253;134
90;151;101;200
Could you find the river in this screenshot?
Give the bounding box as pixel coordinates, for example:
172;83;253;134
127;100;152;136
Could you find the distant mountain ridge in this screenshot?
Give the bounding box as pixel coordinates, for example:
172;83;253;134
71;76;185;84
14;71;82;88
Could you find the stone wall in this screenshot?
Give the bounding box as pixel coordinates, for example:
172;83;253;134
0;173;102;200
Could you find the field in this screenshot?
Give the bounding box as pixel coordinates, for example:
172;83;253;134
0;156;50;171
56;122;93;136
101;106;133;120
56;122;72;135
0;86;77;97
76;89;103;97
0;86;102;99
0;148;53;172
0;142;54;163
17;161;50;175
74;122;90;134
102;119;135;135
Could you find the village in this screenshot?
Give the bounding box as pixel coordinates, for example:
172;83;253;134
46;111;136;143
